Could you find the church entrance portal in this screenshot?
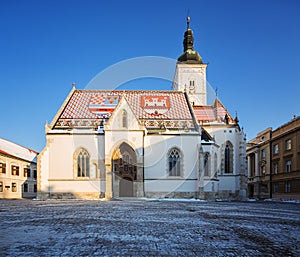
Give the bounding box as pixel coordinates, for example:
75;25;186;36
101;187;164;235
112;143;137;197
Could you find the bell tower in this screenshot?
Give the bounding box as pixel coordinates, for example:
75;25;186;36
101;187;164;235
173;17;208;106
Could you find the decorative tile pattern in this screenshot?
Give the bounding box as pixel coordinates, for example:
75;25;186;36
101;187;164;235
89;94;120;117
54;90;196;130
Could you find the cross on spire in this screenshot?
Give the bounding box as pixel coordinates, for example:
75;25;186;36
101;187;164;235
187;16;190;29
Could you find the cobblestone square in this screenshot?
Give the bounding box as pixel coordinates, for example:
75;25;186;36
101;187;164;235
0;199;299;256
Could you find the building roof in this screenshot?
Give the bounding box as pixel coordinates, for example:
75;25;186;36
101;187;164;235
273;116;300;134
0;138;38;163
193;99;235;124
52;90;197;130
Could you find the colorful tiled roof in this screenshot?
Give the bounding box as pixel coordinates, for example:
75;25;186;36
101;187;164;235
193;99;234;124
0;138;38;163
53;90;196;130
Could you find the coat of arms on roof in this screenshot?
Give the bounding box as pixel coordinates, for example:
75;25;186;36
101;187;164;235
141;96;170;115
88;93;120;118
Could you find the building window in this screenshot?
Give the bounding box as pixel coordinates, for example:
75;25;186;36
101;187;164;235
12;183;17;192
11;165;19;176
261;149;266;159
214;153;218;177
0;181;3;192
285;160;292;173
261;165;266;175
0;163;6;174
285;139;292;151
34;184;37;193
273;162;278;174
33;170;37;179
77;149;90;177
204;152;210;176
168;148;181;177
224;141;233;174
273;183;278;193
189;80;195;93
273;144;279;155
122;110;128;128
24;168;31;178
285;181;291;193
23;183;28;193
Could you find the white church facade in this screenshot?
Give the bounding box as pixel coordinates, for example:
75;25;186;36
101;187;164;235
38;18;247;200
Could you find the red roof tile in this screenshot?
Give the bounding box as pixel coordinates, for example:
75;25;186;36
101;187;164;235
53;90;196;130
193;99;234;124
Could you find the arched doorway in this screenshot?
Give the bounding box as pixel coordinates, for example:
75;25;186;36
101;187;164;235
112;142;137;197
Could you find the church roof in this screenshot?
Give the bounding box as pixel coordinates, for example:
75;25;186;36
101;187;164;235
52;90;197;130
0;138;38;163
193;99;234;124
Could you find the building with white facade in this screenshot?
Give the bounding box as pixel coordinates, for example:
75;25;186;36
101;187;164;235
38;17;247;200
0;138;38;199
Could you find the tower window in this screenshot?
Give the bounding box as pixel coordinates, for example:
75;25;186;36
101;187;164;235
189;80;195;93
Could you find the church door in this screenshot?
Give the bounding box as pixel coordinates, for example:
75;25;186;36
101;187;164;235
112;142;137;197
119;177;134;197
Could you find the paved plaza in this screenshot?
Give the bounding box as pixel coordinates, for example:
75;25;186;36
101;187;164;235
0;199;299;256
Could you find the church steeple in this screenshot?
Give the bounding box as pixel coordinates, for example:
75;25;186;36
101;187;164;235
173;16;208;106
178;16;203;64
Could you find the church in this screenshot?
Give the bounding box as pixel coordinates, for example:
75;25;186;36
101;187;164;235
37;18;247;200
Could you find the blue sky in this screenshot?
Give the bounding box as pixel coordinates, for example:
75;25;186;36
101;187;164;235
0;0;299;152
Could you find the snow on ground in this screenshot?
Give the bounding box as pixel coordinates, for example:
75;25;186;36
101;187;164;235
0;199;299;256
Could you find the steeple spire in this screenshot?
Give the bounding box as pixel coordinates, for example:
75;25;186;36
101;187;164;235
178;16;202;64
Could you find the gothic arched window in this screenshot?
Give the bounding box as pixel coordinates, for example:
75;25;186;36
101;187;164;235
224;142;233;174
214;153;218;177
204;152;210;177
168;148;182;177
77;149;90;177
122;110;128;128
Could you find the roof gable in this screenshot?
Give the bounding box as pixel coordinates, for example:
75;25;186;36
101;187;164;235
104;95;143;131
